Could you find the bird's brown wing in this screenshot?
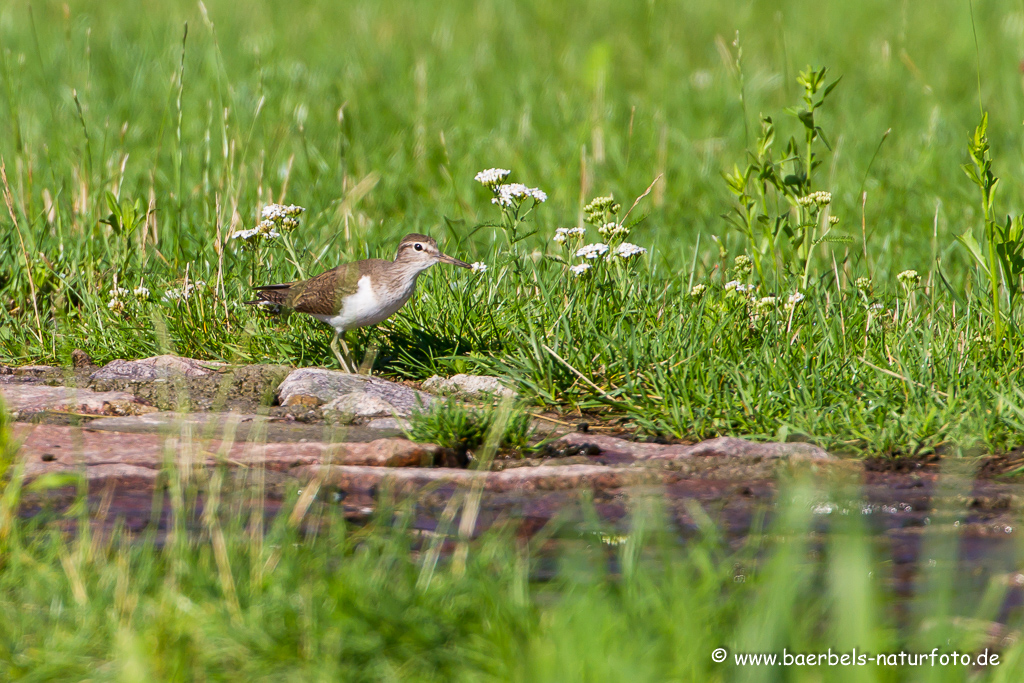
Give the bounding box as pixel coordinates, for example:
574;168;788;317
282;262;365;316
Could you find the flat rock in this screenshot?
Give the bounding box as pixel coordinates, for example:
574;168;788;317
323;394;397;422
276;368;434;416
364;417;411;431
422;374;515;398
6;365;61;379
300;463;664;494
86;412;404;443
13;424;438;481
91;355;224;381
0;384;157;420
556;433;832;462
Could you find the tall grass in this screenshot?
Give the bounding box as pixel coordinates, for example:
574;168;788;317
3;0;1024;453
0;463;1021;681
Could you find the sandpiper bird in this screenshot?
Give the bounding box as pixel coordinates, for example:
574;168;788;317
247;233;470;372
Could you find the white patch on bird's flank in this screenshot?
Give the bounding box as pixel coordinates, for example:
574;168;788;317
312;274;419;333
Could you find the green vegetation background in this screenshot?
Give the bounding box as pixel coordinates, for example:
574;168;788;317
3;0;1024;451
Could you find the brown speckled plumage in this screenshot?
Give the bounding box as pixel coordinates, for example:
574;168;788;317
247;234;445;317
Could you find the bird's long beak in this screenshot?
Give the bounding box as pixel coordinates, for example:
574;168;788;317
437;252;471;268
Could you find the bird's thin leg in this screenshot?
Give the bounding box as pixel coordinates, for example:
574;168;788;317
330;331;353;373
338;334;359;373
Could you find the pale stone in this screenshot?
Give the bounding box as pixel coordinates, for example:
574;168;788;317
276;368;433;416
0;384;157;419
91;354;225;381
364;417;411;431
422;374;515;398
323;394;397;423
555;433;832;462
15;424;438;480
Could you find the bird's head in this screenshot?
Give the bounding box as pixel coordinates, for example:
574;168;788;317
394;233;470;272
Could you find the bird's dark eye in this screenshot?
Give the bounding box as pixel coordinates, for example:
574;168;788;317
414;243;423;251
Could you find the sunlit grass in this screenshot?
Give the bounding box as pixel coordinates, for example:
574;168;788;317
3;0;1024;456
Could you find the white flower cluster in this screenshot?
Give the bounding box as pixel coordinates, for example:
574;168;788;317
552;227;587;244
897;269;920;287
733;254;753;275
231;227;275;241
491;183;547;207
162;280;206;303
261;203;305;221
564;194;647;280
107;282;151;314
615;242;647;258
598;222;630;238
474;168;511;187
855;276;872;293
724;280;756;294
754;296;778;313
575;243;609;260
470;262;488;274
689;283;707;298
785;291;805;311
232;203;305;243
584;195;620;225
797;191;832;208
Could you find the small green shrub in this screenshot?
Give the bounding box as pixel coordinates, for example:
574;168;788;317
408;398;533;454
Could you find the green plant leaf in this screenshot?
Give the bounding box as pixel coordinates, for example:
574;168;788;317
954;230;990;276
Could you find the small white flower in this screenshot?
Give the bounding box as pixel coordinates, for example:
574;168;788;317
615;242;647;258
108;286;129;299
133;285;150;299
161;280;206;303
869;303;884;311
598;222;630;237
107;299;125;313
474;168;511;187
689;284;707;297
470;262;488;273
897;269;920;287
259;204;304;229
724;280;742;292
261;204;285;220
784;291;805;311
575;243;609;259
231;228;260;241
569;263;592;276
796;191;832;208
554;227;586;244
754;296;778;312
491;183;547;206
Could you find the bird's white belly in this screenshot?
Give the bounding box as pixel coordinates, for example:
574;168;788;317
312;274;414;333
